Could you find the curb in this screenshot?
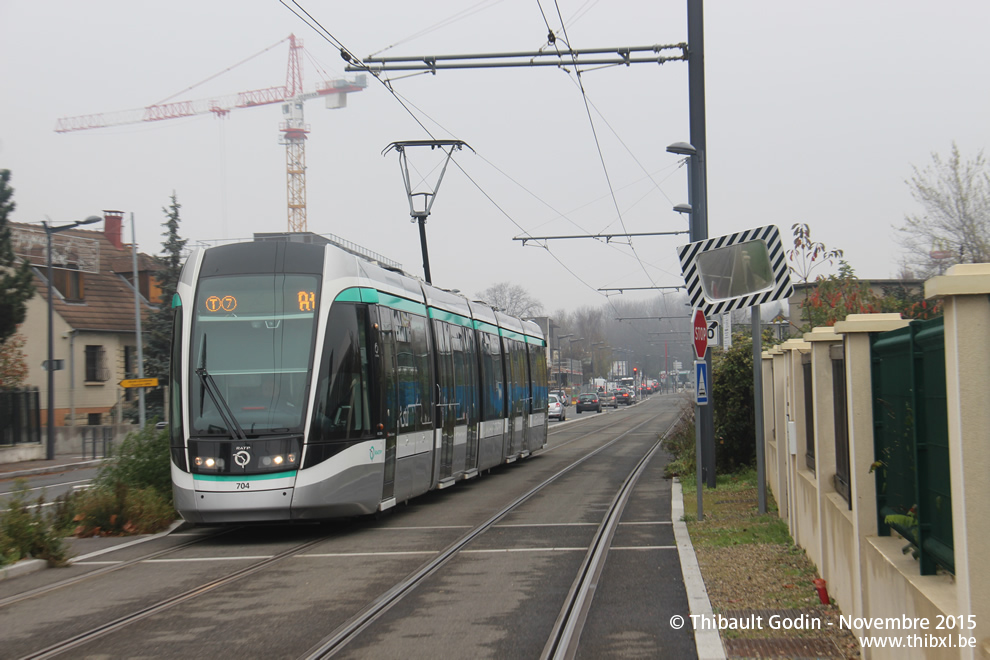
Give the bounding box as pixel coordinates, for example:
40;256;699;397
0;459;106;480
672;478;727;660
0;558;48;581
0;519;186;582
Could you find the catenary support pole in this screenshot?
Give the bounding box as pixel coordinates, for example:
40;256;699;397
753;304;767;514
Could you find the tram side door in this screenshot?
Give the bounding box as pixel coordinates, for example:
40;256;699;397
433;321;456;483
374;307;397;502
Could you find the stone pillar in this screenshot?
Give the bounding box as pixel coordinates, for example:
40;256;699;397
803;326;843;578
832;313;909;621
925;264;990;659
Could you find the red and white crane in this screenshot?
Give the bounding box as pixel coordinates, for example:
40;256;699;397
54;34;366;233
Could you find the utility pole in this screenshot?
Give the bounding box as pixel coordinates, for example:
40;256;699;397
346;1;712;489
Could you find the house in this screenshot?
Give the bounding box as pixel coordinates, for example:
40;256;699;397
9;211;161;429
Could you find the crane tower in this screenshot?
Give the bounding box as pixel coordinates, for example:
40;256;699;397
55;35;366;233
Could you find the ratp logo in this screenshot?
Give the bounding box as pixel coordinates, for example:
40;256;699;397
369;446;383;461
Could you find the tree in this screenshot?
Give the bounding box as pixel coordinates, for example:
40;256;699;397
802;261;881;328
0;170;35;345
899;143;990;278
476;281;544;318
143;193;187;416
786;223;843;325
0;333;28;390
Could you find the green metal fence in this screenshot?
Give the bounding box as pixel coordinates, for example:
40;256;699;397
871;316;953;575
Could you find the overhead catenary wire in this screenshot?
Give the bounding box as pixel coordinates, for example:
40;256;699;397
278;0;682;340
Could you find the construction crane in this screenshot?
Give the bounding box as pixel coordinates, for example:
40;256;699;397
54;34;366;233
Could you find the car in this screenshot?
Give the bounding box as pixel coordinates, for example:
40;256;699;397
551;389;570;407
603;391;619;408
548;394;566;421
615;388;632;405
576;392;603;414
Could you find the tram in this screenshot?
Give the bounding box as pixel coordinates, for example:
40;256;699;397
169;237;548;523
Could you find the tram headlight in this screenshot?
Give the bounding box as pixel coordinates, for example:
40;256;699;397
273;455;284;465
194;456;224;470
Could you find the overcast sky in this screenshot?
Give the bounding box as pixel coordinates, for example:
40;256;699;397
2;1;988;318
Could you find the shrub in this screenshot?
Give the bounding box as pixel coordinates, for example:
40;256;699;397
71;483;174;537
0;481;71;566
711;336;758;472
96;420;173;502
69;421;176;537
663;400;696;479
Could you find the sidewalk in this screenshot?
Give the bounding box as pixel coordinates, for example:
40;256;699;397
0;454;106;480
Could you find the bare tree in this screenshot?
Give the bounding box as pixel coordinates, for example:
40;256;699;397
476;281;544;318
898;143;990;278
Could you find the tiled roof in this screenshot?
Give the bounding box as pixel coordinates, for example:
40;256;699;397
10;222;161;333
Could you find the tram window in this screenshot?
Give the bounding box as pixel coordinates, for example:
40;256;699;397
481;333;504;421
529;344;548;412
393;310;433;433
450;324;475;425
310;304;373;442
460;326;478;425
378;307;398;436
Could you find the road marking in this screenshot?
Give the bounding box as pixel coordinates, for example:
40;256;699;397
0;478;92;496
144;556;275;562
298;551;437;558
461;547;586;554
371;525;472;531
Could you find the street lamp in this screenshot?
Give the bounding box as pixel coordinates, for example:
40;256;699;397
567;337;583;387
43;215;102;460
556;334;572;388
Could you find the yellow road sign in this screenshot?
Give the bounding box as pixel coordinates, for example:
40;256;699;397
119;377;160;388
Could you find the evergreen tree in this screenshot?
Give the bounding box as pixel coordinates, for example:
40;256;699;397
0;170;36;344
144;193;187;398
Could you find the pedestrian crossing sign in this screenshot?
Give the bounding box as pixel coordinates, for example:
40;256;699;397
695;360;709;406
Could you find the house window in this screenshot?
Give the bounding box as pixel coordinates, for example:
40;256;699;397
88;413;102;425
53;266;85;302
85;345;110;382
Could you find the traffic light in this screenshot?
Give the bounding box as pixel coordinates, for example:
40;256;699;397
633;367;638;374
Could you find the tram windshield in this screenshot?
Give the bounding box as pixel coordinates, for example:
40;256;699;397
189;273;319;436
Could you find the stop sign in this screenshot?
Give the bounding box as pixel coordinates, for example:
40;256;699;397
693;308;708;359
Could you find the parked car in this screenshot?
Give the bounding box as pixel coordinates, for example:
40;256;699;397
576;392;603;414
549;394;566;421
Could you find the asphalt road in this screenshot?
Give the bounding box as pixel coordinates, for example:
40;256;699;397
0;394;699;659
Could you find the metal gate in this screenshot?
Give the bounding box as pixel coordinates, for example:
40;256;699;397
871;316;953;575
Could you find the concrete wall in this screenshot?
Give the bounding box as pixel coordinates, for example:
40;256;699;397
0;424;138;463
761;265;990;659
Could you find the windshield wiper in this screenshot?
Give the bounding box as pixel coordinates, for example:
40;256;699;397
196;334;247;441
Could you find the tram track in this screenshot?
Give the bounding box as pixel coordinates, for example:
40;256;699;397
19;534;333;660
300;401;679;659
0;526;239;609
6;397;684;659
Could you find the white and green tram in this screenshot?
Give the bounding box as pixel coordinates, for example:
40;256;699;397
170;238;548;523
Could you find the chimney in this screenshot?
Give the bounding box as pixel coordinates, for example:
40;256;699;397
103;210;124;248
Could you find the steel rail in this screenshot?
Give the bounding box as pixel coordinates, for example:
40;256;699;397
542;418;677;659
299;407;671;659
0;526;239;609
18;535;331;660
